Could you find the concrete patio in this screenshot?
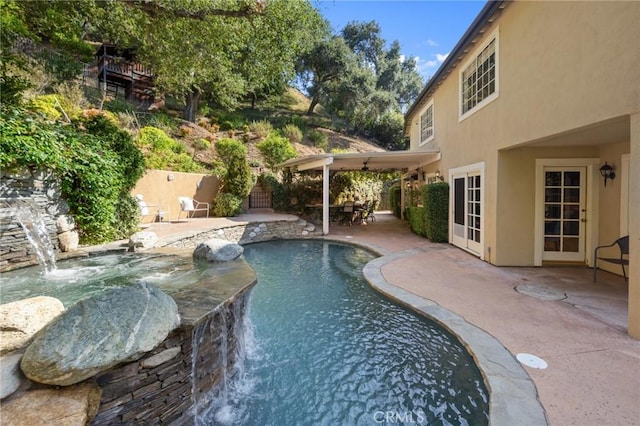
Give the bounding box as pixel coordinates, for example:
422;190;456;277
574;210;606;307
139;211;639;425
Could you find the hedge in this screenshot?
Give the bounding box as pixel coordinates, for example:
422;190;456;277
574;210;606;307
407;206;427;237
422;182;449;242
389;186;401;218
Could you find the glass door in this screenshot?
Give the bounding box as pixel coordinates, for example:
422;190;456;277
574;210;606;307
452;172;482;255
542;167;586;262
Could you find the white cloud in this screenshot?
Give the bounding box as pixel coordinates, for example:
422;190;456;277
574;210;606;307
436;53;449;63
415;52;451;79
424;39;439;47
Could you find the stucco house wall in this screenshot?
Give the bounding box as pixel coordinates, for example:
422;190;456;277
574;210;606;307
406;0;638;266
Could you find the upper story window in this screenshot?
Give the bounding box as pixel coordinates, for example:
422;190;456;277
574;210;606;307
419;100;434;145
460;31;498;119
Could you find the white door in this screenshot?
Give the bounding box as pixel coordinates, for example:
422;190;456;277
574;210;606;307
542;167;586;262
452;172;482;255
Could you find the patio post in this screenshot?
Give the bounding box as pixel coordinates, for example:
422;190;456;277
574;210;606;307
322;163;330;235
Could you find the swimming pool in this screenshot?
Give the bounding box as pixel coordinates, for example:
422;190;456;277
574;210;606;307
201;240;489;425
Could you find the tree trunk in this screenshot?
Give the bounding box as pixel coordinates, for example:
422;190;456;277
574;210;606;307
251;92;257;109
307;96;319;115
183;88;202;122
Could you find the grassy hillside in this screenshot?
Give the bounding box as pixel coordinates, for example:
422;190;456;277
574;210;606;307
100;87;385;172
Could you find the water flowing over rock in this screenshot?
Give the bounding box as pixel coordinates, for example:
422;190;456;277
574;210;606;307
20;282;180;386
1;382;102;425
193;238;244;262
0;296;65;355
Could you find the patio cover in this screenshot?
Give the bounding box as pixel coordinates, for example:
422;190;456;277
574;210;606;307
278;150;441;234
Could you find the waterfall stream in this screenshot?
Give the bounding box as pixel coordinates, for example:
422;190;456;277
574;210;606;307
1;198;57;273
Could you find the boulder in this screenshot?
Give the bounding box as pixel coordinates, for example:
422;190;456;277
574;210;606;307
0;296;65;355
128;231;158;251
1;352;27;399
1;381;102;425
57;230;79;252
55;215;75;233
193;238;243;262
21;282;180;386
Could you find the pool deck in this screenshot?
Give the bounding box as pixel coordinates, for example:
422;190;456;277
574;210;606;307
140;211;639;425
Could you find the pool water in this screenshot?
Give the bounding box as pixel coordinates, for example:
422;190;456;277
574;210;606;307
0;252;200;307
203;240;489;425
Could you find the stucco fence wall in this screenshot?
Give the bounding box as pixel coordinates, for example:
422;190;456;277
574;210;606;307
131;170;221;223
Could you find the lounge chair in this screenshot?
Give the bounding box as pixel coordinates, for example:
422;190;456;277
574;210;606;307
178;197;210;220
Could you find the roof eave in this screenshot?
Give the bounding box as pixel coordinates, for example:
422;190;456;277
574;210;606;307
404;0;506;131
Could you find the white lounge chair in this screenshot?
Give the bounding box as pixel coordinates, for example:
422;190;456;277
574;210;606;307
178;197;210;220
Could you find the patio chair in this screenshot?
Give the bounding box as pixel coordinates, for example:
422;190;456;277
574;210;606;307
178;196;210;220
593;235;629;282
340;201;355;226
135;194;162;223
362;199;378;223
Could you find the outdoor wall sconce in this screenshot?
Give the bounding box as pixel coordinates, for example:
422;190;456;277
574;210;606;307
434;169;444;182
599;162;615;187
167;173;175;182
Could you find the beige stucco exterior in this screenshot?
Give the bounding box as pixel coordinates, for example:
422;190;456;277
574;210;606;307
132;170;220;222
405;1;639;337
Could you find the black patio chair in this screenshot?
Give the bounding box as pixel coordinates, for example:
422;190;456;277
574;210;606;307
593;235;629;282
362;199;378;223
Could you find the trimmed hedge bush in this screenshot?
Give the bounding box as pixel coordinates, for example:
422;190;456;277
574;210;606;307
389;186;401;218
407;206;427;237
423;182;449;242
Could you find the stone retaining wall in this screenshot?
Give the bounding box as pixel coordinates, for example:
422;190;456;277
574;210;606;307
164;218;321;249
92;291;250;424
0;169;69;271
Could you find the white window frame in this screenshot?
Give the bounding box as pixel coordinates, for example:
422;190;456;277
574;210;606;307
419;100;434;146
459;28;499;121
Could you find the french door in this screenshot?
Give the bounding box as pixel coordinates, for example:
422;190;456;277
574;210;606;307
542;167;586;262
452;171;482;255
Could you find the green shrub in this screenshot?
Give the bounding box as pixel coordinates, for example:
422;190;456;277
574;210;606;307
407;206;427;237
259;173;290;211
215;138;254;198
139;112;180;134
136;126;174;151
249;120;273;138
194;138;211;151
389;186;402;218
113;195;140;240
308;129;328;151
257;132;297;170
28;95;62;121
423;182;449;242
135;126;203;172
0;107;146;244
282;124;303;143
104;97;136;114
213;193;242;217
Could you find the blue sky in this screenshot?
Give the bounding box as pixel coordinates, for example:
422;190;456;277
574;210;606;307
316;0;487;80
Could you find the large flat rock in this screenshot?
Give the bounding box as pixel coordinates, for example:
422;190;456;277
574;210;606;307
21;282;180;386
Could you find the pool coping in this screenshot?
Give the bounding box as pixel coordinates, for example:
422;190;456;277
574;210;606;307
322;237;548;426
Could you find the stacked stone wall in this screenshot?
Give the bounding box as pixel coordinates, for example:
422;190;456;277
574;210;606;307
0;169;68;271
91;292;249;424
165;218;321;249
